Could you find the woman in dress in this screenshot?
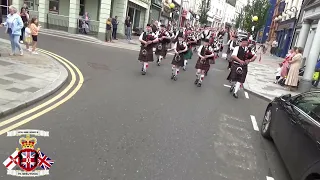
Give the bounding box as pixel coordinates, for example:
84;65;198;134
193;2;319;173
285;47;303;91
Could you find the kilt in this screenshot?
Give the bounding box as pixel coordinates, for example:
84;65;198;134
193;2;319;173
227;63;248;83
171;54;185;67
184;48;193;59
138;46;154;62
155;43;168;58
195;57;210;71
197;39;201;46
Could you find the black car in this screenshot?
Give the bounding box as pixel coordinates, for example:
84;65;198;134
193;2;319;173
261;91;320;180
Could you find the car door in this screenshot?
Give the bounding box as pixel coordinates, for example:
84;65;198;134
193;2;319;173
283;92;320;180
271;96;300;160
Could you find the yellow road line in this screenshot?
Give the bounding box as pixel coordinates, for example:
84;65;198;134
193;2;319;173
0;50;84;135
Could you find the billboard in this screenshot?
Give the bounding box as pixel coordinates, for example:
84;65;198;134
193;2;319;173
226;0;236;7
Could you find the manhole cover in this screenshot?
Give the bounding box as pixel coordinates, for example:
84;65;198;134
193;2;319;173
87;62;109;70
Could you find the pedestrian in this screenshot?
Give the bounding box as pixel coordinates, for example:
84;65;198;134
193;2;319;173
29;17;41;54
228;38;257;98
105;18;113;42
0;5;24;56
285;47;303;91
111;16;118;40
194;39;215;87
171;35;188;81
19;7;29;44
184;30;197;71
155;24;171;66
274;63;282;84
138;24;158;75
270;39;278;56
125;16;132;41
24;24;32;51
22;3;29;14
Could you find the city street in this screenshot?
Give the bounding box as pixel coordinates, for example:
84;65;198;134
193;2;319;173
0;31;291;180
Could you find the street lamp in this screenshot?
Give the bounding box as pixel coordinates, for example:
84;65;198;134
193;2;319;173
285;6;298;17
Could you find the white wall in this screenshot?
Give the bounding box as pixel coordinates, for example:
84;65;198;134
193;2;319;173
85;0;100;20
59;0;70;16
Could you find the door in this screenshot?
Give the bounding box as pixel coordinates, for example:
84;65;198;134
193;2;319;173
128;7;134;25
272;97;299;162
133;9;140;28
284;92;320;179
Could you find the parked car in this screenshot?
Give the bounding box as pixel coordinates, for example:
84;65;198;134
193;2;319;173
261;91;320;180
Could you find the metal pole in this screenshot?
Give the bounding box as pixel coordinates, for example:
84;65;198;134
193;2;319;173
177;0;184;29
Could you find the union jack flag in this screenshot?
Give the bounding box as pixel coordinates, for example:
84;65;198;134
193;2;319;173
20;151;37;170
37;151;54;170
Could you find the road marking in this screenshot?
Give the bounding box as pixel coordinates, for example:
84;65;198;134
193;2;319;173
0;50;76;128
0;50;84;135
244;91;249;99
223;84;231;88
266;176;274;180
250;115;259;131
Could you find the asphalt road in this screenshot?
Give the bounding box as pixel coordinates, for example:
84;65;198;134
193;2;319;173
0;31;291;180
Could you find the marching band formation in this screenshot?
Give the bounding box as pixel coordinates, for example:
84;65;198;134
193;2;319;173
137;24;257;98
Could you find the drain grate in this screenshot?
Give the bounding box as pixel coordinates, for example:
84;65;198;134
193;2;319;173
87;62;109;70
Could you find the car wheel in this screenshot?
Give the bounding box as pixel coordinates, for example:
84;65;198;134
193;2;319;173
261;106;272;139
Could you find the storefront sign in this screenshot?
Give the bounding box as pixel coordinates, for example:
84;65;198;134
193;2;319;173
277;18;296;31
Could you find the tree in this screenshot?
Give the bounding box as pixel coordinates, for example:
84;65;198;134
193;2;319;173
237;0;271;35
198;0;211;25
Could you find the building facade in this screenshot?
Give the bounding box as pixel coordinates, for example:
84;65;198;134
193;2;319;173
210;0;224;27
272;0;303;57
259;0;277;43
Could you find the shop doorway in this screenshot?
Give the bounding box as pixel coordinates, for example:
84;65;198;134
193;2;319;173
127;6;141;29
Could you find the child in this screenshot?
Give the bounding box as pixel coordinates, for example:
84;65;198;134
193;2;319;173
274;63;283;84
24;24;32;51
171;35;188;81
194;39;215;87
30;17;41;54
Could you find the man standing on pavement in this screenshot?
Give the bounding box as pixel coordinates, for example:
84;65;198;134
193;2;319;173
112;16;118;40
125;16;132;41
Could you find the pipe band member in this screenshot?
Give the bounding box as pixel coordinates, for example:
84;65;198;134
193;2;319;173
226;35;238;69
183;30;197;71
138;24;158;75
155;24;171;66
228;37;257;98
171;35;188;81
194;39;215;87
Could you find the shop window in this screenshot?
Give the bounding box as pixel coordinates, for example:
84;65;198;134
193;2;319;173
24;0;35;10
79;0;85;16
49;0;59;13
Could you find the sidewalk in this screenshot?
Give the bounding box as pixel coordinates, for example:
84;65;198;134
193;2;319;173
243;53;300;101
0;38;68;117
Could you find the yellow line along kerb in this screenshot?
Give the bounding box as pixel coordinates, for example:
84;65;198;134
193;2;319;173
0;49;84;135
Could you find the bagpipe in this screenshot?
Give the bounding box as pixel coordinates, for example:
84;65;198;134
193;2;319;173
141;33;156;56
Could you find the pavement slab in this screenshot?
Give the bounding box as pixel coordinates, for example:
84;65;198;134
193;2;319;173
243;53;299;101
0;38;68;117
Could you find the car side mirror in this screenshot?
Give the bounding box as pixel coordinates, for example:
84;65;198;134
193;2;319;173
280;94;292;101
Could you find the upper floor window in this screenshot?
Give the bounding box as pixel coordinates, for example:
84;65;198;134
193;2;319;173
24;0;35;10
49;0;59;13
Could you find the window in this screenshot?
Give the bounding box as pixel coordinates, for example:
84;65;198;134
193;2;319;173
79;0;85;16
49;0;59;13
293;92;320;121
24;0;35;10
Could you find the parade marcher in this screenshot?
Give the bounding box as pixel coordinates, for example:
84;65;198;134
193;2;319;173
171;35;188;81
155;24;171;66
226;35;238;69
228;37;257;98
183;30;197;71
174;27;185;43
194;39;215;87
201;26;212;41
138;24;158;75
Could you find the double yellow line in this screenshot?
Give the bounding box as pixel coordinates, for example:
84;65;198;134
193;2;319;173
0;49;84;135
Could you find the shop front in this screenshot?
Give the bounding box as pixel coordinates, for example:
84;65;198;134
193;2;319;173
276;18;296;58
150;0;161;22
127;0;149;31
160;0;173;25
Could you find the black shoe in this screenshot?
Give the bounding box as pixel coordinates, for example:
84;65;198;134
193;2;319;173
233;93;238;98
173;75;177;81
171;74;174;79
197;82;202;87
230;85;234;93
194;79;199;84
